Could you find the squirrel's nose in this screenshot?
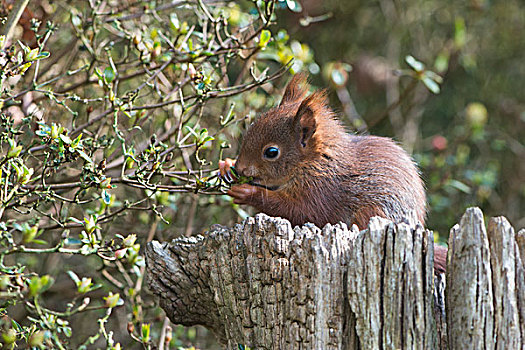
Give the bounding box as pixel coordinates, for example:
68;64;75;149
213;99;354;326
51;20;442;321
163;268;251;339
235;161;257;178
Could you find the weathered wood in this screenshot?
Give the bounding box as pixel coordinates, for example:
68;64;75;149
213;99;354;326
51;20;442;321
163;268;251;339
146;208;525;349
517;229;525;264
147;214;438;349
346;217;436;349
518;228;525;348
446;208;494;349
147;215;356;349
433;272;447;349
487;217;523;348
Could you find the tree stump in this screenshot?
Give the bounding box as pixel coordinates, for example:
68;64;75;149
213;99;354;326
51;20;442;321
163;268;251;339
145;208;525;349
447;208;525;349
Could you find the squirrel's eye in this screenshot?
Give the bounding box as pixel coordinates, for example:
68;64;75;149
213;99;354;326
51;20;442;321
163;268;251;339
263;146;280;160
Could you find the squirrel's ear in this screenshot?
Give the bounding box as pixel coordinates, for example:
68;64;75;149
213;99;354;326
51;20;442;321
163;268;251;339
294;90;326;147
280;73;309;106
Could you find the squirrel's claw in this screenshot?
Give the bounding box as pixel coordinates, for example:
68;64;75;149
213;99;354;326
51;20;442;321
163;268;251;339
219;158;237;184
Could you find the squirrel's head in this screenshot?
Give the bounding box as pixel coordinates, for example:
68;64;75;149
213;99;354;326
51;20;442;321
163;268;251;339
235;73;345;190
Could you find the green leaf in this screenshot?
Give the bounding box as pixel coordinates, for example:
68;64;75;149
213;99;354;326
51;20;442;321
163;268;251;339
35;52;50;60
286;0;303;12
68;217;84;225
71;14;82;28
35;129;49;137
25;47;39;61
101;189;111;205
76;149;93;163
454;17;466;48
258;30;272;48
141;323;151;343
62;327;72;338
28;275;54;297
31;239;47;245
448;179;472;194
169;13;180;31
71;134;82;148
405;55;424;72
67;271;80;284
64;237;82;245
104;67;116;84
19;62;32;75
11;319;22;332
424;70;443;84
60;134;72;144
18;40;29;54
7;145;22;158
202;136;215;143
422;76;440;94
22;224;38;243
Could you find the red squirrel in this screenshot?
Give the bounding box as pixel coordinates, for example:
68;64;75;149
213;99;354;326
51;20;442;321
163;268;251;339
219;74;447;273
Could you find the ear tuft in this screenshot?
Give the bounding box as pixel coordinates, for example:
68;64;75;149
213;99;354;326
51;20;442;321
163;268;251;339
279;73;309;106
293;90;328;148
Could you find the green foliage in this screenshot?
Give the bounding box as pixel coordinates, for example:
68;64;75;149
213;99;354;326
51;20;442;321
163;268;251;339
0;0;315;348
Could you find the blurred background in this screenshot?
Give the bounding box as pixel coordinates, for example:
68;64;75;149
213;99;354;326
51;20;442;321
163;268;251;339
0;0;523;348
276;0;524;237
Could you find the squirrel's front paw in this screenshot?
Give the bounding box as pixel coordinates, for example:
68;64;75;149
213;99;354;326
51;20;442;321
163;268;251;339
228;184;263;205
219;158;237;184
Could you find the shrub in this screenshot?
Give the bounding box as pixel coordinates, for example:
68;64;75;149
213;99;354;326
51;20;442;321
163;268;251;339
0;1;315;348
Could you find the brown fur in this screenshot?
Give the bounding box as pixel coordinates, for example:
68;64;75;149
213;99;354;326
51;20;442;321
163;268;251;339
228;73;446;272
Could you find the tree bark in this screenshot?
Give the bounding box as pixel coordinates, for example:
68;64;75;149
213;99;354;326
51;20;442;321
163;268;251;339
145;208;525;349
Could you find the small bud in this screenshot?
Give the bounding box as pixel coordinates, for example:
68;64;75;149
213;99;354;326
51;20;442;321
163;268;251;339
7;144;22;158
25;47;39;61
104;292;120;308
84;216;97;234
2;329;16;344
132;33;141;45
164;325;172;343
122;234;137;247
22;224;39;243
187;63;196;79
141;323;151;343
19;167;33;185
0;275;9;290
127;322;134;334
115;248;127;259
98;158;106;171
50;124;59;139
28;330;45;347
152;42;161;58
77;277;92;294
99;177;111;189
